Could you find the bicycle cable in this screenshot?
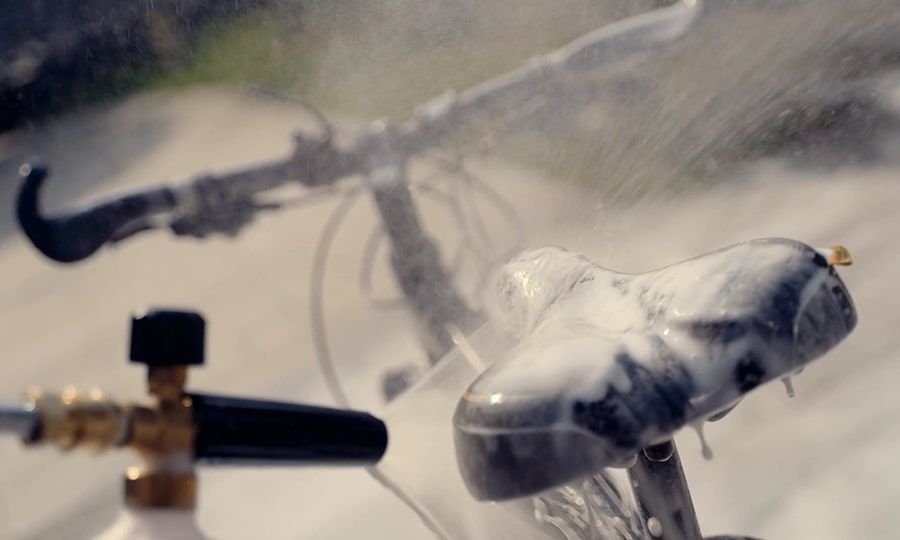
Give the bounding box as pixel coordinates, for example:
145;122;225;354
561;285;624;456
310;153;523;411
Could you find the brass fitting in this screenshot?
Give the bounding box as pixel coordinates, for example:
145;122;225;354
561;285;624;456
147;365;189;401
24;386;126;451
12;310;390;511
125;466;197;508
24;365;199;508
128;366;195;455
124;365;197;509
15;309;210;509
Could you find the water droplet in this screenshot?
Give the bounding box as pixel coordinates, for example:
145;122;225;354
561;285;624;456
647;517;663;537
781;376;795;398
691;421;714;460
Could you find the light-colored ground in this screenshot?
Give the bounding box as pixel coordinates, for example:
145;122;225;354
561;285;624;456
0;81;898;540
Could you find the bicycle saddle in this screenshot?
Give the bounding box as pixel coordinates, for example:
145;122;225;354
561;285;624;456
454;238;856;501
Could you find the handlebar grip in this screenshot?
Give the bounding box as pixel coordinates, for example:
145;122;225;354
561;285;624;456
17;161;177;263
189;393;388;466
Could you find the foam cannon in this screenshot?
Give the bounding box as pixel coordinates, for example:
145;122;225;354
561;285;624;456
0;309;387;509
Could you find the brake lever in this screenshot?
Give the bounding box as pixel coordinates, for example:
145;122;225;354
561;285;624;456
169;196;282;239
16;161;178;263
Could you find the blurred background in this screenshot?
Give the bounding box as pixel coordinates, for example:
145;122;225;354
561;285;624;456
0;1;899;539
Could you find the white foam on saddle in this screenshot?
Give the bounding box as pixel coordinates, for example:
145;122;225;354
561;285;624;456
480;240;846;450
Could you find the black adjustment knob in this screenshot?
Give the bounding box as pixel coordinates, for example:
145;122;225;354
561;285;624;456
130;309;205;366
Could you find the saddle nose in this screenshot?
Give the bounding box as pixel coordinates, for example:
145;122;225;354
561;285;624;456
793;267;857;364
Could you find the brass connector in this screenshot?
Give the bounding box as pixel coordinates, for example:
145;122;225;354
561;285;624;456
24;387;125;451
128;366;195;456
16;308;210;509
123;365;197;508
147;366;188;401
125;467;197;509
24;365;199;508
125;399;195;456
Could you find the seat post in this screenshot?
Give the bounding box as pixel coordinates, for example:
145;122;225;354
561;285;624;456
628;439;704;540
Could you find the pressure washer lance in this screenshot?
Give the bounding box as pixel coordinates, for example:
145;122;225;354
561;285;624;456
0;309;388;509
0;402;37;438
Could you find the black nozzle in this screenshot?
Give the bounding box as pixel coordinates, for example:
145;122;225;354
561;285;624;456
190;393;388;466
129;309;386;465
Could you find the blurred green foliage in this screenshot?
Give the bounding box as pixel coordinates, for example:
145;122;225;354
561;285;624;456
148;1;655;118
86;0;898;200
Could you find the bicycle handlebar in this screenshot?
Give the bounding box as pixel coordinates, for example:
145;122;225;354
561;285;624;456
15;0;704;264
16;135;358;262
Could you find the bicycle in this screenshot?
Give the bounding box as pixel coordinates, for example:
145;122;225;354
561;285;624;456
0;1;861;538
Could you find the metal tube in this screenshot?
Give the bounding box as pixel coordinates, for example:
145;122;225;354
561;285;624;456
398;0;705;157
0;401;37;439
628;439;704;540
365;156;482;363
